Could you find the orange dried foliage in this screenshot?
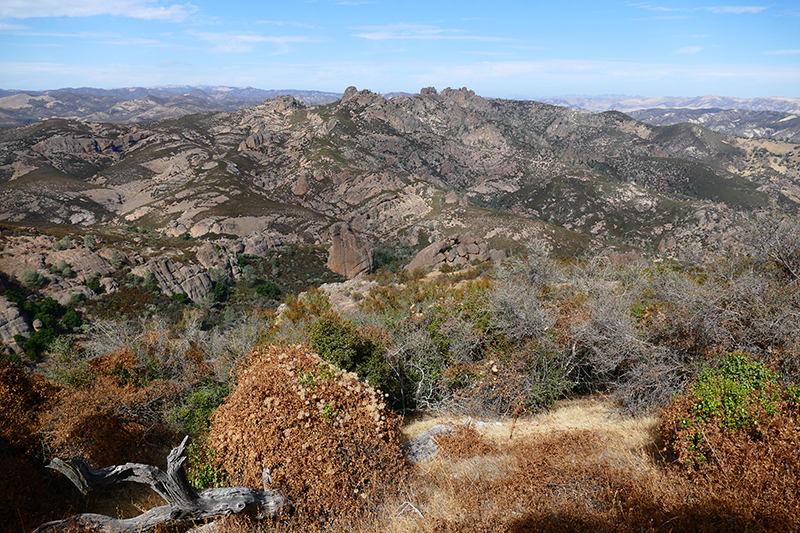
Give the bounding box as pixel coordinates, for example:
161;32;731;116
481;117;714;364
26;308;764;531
208;344;409;528
39;354;182;467
435;425;498;460
0;359;68;533
0;358;55;455
659;393;800;531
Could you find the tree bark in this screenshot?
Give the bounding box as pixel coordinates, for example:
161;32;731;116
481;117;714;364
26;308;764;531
34;436;289;533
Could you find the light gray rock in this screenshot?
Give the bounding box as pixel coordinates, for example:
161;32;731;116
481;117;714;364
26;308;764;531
405;233;502;271
242;232;281;256
401;423;456;464
132;257;213;303
0;296;30;354
46;248;114;282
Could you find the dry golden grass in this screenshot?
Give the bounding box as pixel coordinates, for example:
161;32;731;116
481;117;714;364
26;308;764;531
374;397;665;533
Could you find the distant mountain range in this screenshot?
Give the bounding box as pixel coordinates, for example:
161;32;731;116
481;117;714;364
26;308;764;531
3;87;800;130
626;108;800;144
0;86;343;128
539;95;800;114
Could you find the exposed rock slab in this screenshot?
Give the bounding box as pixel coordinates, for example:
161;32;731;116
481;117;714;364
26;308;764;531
326;222;374;279
401;423;456;464
131;257;213;303
0;296;30;354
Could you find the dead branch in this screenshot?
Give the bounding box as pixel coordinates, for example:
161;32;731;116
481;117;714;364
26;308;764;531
34;436;288;533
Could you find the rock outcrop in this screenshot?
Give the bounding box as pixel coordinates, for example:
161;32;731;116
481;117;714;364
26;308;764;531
326;222;374;279
405;232;504;271
401;423;456;464
0;296;30;354
131;257;213;303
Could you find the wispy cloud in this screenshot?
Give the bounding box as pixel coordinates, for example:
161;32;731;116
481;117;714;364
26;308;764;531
0;0;198;22
192;31;317;53
765;49;800;55
352;23;507;41
676;46;703;54
706;6;768;14
256;20;314;29
0;20;27;30
628;3;682;12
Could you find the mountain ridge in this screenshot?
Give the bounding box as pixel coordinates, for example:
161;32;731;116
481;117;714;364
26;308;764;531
1;86;797;264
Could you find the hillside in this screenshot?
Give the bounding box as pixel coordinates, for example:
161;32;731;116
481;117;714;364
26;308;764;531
628;107;800;143
1;87;798;264
541;95;800;114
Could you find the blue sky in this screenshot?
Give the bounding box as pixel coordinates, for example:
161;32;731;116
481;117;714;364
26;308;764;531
1;0;798;98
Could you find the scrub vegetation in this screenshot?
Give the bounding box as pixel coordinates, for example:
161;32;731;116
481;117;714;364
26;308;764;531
2;216;799;532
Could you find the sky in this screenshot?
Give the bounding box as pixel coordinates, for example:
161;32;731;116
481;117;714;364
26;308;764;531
0;0;799;99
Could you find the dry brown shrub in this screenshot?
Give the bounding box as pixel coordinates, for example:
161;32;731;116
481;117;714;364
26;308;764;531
39;352;181;467
435;425;498;460
208;344;409;529
659;391;800;531
0;359;69;533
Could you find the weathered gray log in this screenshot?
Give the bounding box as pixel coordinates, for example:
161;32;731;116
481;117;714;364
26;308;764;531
34;436;288;533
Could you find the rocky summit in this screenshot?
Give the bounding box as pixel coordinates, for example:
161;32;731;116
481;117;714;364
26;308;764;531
0;86;798;291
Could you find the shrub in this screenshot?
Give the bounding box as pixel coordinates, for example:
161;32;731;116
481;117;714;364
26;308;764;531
658;351;800;530
110;249;121;269
207;344;407;528
86;275;103;293
254;280;281;300
660;351;783;467
307;314;390;392
39;350;182;466
0;359;67;532
172;292;190;304
748;214;800;280
53;235;71;251
22;269;46;289
171;380;229;435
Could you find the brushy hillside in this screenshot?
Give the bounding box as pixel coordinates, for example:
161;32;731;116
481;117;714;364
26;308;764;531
2;214;799;532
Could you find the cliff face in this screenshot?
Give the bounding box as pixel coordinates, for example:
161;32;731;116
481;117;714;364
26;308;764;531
0;86;797;268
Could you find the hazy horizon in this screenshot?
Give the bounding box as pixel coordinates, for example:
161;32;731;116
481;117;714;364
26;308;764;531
1;0;799;99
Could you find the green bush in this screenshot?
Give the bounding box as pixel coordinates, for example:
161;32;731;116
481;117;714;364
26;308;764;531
171;293;190;305
185;440;226;489
667;351;782;467
172;381;230;435
86;276;103;293
21;269;46;289
53;236;71;251
307;314;392;396
254;280;281;300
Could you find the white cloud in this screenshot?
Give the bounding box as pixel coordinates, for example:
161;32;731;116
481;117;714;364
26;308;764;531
676;46;703;54
628;3;682;12
256;20;314;29
0;20;27;30
351;23;506;42
192;31;317;53
765;49;800;55
0;0;198;22
706;6;768;14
